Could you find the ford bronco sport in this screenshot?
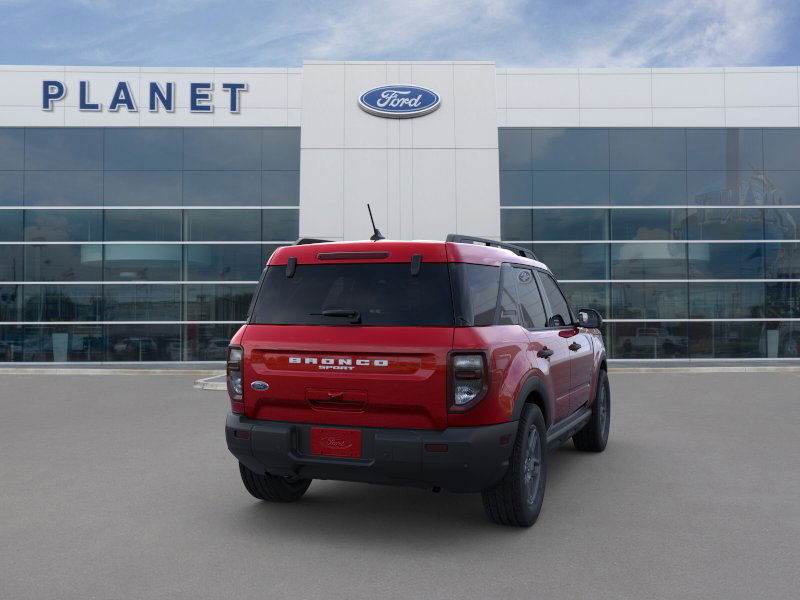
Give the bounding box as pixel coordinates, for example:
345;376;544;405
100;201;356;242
225;234;609;527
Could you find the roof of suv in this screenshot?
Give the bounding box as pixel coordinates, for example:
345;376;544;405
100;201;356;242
268;240;550;271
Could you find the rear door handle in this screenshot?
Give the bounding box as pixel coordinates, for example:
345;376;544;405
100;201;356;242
568;342;582;352
537;347;554;359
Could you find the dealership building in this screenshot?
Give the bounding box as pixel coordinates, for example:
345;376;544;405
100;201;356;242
0;61;799;362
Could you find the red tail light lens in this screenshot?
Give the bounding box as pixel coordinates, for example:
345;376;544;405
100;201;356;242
448;352;489;412
227;345;244;414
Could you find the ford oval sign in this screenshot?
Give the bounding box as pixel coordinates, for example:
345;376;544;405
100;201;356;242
358;85;440;118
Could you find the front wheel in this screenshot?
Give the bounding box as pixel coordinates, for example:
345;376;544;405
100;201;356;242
239;463;311;502
482;404;547;527
573;369;610;452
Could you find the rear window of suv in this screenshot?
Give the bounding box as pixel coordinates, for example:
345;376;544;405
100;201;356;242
250;263;454;326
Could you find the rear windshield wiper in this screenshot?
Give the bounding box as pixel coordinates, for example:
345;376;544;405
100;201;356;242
309;309;362;324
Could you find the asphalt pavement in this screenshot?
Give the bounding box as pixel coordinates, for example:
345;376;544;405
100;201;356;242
1;371;798;599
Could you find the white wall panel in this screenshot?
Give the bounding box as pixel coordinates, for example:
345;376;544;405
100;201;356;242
652;72;724;107
297;63;345;148
298;149;344;239
506;108;579;127
579;72;651;108
456;149;501;239
410;63;456;148
653;107;725;127
724;70;798;106
343;63;388;149
725;106;799;127
454;63;498;148
412;149;457;240
580;108;652;126
343;149;388;239
506;73;580;108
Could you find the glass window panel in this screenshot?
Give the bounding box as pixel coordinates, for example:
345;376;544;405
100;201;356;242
765;242;800;278
499;129;532;170
25;128;103;170
262;128;300;170
764;170;800;204
499;171;533;206
500;209;532;241
611;321;688;359
497;265;520;326
183;171;260;206
610;129;685;170
765;282;800;318
104;285;181;320
688;282;764;319
22;285;101;321
0;285;21;321
24;210;102;242
764;129;800;170
689;243;764;279
262;209;299;241
686;128;763;171
24;244;102;281
532;243;608;280
24;171;103;206
103;245;181;281
0;325;24;361
539;272;572;326
687;208;764;240
262;170;299;206
261;244;281;268
0;171;24;206
516;269;548;328
184;323;240;361
104;128;182;170
533;171;609;206
104;171;182;206
0;129;24;170
687;170;771;205
611;243;687;279
532;129;609;170
0;245;23;281
774;322;800;358
106;324;181;361
611;208;687;240
0;209;22;241
689;322;766;358
185;284;256;321
610;171;686;205
611;282;687;320
185;244;263;281
183;128;261;170
763;208;800;239
559;283;609;319
530;209;608;241
184;209;260;241
104;209;181;241
22;324;104;362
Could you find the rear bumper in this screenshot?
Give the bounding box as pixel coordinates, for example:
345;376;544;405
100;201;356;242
226;414;518;493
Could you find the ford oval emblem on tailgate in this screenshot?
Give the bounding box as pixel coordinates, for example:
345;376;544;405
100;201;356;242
250;381;269;391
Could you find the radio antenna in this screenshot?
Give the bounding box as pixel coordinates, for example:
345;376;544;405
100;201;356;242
367;204;385;241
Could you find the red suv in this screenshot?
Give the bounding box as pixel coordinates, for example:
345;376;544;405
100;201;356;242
225;235;609;527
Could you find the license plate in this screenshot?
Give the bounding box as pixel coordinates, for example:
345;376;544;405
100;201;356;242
310;427;362;458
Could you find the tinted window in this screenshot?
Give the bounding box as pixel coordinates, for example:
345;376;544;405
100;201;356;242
24;244;102;281
533;129;609;170
689;243;764;279
185;284;256;321
688;322;765;359
612;282;687;320
184;209;260;241
24;171;103;206
24;209;102;241
450;263;500;326
611;208;687;240
499;129;532;170
560;282;609;319
686;129;763;171
611;243;687;279
0;210;22;241
0;129;24;170
497;265;519;326
0;246;23;281
687;207;764;240
515;268;547;328
106;324;181;362
25;128;103;171
500;171;533;206
262;128;300;170
262;171;300;206
533;171;609;206
183;171;260;206
262;209;299;241
251;263;454;326
22;285;101;321
612;321;688;359
22;324;104;362
185;244;263;281
104;285;181;320
185;323;243;361
763;129;800;170
183;129;260;170
534;243;608;280
0;285;20;321
610;129;685;170
689;282;765;319
611;171;687;205
687;170;770;205
500;209;531;241
103;245;181;281
104;128;182;170
539;272;571;326
530;208;608;241
104;171;182;206
105;210;181;241
0;170;23;205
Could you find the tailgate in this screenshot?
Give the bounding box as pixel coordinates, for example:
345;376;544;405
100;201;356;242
242;325;453;429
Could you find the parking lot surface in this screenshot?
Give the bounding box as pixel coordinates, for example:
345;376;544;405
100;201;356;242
1;372;798;599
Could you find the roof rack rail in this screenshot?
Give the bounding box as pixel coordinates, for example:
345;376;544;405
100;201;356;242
445;234;538;260
295;237;333;245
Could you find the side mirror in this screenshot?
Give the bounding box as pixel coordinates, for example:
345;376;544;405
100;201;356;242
577;308;602;329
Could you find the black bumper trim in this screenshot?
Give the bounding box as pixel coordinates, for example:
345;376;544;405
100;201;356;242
226;414;518;493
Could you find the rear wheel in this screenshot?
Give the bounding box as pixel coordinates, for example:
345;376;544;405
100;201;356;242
239;463;311;502
573;369;610;452
482;404;547;527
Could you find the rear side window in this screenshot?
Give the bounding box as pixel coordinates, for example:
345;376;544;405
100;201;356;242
449;263;500;326
250;263;454;326
497;264;520;325
515;268;547;329
539;272;572;327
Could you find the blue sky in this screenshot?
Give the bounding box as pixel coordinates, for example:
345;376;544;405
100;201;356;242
1;0;798;68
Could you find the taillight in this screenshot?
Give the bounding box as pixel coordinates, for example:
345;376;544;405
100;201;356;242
227;345;244;414
448;352;489;412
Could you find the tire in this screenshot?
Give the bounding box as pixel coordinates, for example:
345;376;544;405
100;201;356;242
481;404;547;527
239;463;311;502
573;369;610;452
